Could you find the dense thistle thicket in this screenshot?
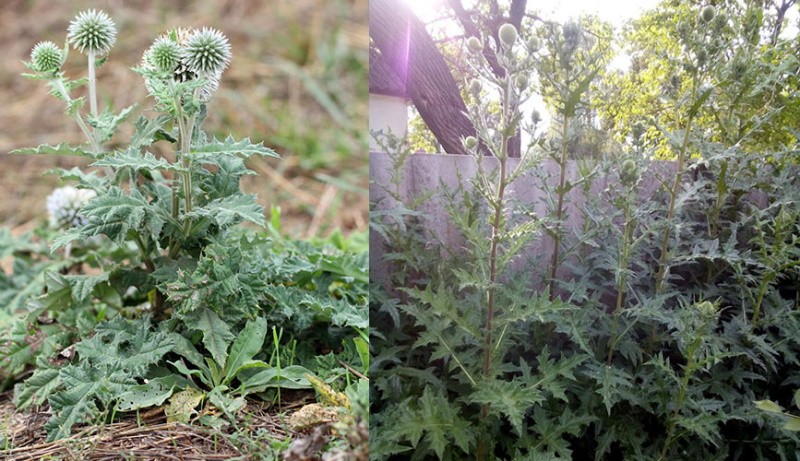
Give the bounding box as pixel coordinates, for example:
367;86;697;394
371;4;799;460
0;9;368;450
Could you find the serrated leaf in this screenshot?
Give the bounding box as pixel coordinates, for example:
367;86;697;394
191;135;279;159
185;308;234;369
64;273;109;303
186;194;265;227
224;317;267;383
14;368;60;410
240;365;313;391
91;148;181;173
11;142;93;157
755;399;784;413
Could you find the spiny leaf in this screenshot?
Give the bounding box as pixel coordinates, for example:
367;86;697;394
186;194;264;228
91;148;182;173
11;142;93;157
191;135;279;159
14;368;60;410
185;308;234;369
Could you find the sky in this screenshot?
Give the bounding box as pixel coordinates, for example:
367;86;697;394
404;0;662;33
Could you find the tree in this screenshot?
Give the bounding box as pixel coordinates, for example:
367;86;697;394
370;0;528;156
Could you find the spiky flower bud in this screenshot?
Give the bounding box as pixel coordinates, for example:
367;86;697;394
182;27;231;75
67;9;117;54
620;159;639;187
467;37;483;53
498;24;518;46
531;110;542;125
30;41;62;74
563;21;581;54
464;136;478;149
514;73;529;90
469;79;482;97
701;6;715;23
46;186;96;229
694;300;717;318
527;36;541;52
147;36;181;73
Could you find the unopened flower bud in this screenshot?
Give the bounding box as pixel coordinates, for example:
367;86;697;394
467;37;483;53
620;159;639;187
695;300;717;318
527;36;541;52
514;73;529;90
469;79;482;97
464;136;478;149
30;41;62;74
498;23;518;47
701;6;715;23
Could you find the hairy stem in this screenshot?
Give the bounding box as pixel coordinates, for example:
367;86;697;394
655;82;698;293
87;51;98;119
607;193;634;365
548;112;570;301
53;79;101;154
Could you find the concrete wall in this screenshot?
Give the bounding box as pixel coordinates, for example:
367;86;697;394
368;94;409;151
370;151;677;289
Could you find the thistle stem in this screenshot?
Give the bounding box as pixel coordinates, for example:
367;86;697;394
548;112;571;301
53;78;101;154
87;51;98;119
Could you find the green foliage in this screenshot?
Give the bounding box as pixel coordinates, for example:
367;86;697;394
1;10;368;450
372;3;800;460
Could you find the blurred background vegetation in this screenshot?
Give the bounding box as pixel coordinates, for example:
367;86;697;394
0;0;368;237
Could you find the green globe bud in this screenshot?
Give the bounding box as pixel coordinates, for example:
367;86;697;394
147;36;181;73
620;159;639;187
514;73;529;90
469;79;482;97
694;300;717;318
467;36;483;53
696;48;707;67
182;27;232;75
67;9;117;54
531;110;542;125
498;23;518;47
464;136;478;149
30;41;62;74
701;6;715;23
527;36;541;52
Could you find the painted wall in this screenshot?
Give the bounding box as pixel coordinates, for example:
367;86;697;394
368;94;408;151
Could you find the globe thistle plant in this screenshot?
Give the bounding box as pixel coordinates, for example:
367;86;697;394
30;41;63;74
46;186;96;229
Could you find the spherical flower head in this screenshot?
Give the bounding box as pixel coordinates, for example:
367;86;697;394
463;136;477;149
467;36;483;53
619;159;639;187
30;41;63;74
182;27;231;75
469;79;482;97
514;73;529;90
67;9;117;54
498;24;518;47
527;36;541;53
46;186;96;229
147;36;181;73
701;6;715;23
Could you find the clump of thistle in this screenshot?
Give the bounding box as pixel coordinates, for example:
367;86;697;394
140;27;232;102
46;186;96;229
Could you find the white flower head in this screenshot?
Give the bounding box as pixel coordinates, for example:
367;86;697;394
67;9;117;54
182;27;231;75
46;186;96;229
